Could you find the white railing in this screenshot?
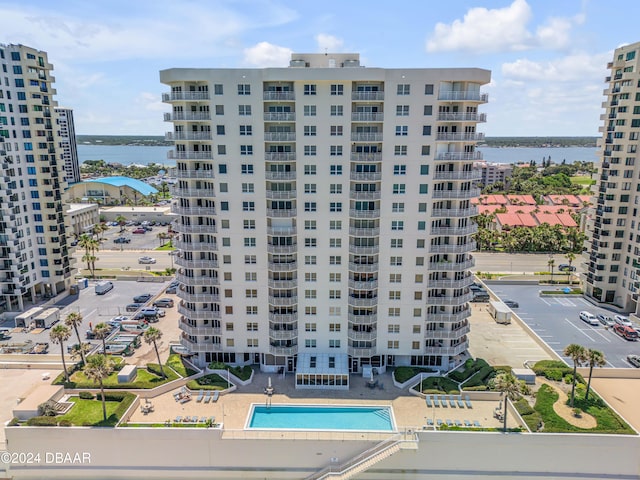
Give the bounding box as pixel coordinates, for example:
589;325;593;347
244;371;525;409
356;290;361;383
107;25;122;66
437;91;488;102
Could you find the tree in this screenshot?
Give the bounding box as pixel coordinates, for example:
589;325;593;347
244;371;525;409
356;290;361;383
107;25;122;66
143;327;165;379
84;355;114;422
547;258;555;284
565;252;576;283
563;344;586;408
50;324;72;382
78;234;100;277
584;349;606;401
93;323;112;356
157;232;168;247
65;312;87;366
491;372;522;432
115;215;127;233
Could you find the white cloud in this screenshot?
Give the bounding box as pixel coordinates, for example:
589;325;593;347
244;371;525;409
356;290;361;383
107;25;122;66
501;53;608;82
136;92;168;112
242;42;292;67
315;34;344;52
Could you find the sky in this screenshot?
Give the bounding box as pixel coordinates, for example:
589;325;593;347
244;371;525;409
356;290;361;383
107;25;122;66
1;0;638;136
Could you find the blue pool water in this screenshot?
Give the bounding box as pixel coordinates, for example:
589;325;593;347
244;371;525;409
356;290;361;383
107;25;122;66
248;405;394;431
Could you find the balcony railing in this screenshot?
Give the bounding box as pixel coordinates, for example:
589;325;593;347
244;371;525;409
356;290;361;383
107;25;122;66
178;291;220;303
264;112;295;121
431;188;481;200
269;344;298;356
268;296;298;306
348;346;377;357
268;312;298;323
269;328;298;340
265;152;296;162
438;91;488;102
426;292;473;306
267;244;297;254
348;297;377;307
437;112;487;122
431;207;479;218
427;324;471;340
426;276;474;289
429;241;477;254
267;226;297;235
348;245;379;255
428;259;475;271
348;330;377;341
174;275;219;287
174;240;218;252
265;190;296;200
351;91;384;101
427;309;471;323
349;227;380;237
350;172;382;181
164;112;211;122
348;313;377;325
180;335;221;353
423;342;468;356
174;169;215;179
350;190;381;200
265;171;296;181
433;170;482;181
263;91;295;101
349;209;380;219
175;258;219;269
268;261;298;271
434;151;483;161
267;279;298;289
348;279;378;290
430;224;478;236
167;151;213;160
173;224;218;234
436;133;485;142
172;187;216;198
350;152;382;163
351;133;383;142
264;132;296;142
348;262;378;273
180;320;221;337
351;112;384;122
162;92;210;102
165;132;212;141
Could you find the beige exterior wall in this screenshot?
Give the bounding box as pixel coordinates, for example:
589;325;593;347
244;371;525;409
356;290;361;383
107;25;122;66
66;203;99;237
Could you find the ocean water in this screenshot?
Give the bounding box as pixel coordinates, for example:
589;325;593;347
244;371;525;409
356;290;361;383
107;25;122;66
77;144;599;167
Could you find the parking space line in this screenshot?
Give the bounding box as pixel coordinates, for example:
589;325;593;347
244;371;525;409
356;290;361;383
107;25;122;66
564;318;596;342
540;298;552;306
587;327;612;343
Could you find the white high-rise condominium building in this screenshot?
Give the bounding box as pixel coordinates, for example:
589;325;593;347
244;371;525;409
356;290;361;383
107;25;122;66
55;107;81;184
0;44;74;311
161;53;490;387
584;41;640;315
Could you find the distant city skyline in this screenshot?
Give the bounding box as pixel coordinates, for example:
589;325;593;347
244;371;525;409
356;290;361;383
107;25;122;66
1;0;638;136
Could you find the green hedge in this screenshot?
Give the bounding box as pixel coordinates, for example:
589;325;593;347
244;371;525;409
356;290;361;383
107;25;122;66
79;391;94;400
462;385;488;391
448;358;490;383
532;360;583;383
208;362;253;381
394;366;436;384
418;376;459;394
463;365;496;388
26;416;59;426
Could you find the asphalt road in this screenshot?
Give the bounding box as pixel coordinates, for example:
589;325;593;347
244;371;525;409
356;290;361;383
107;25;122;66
75;250;175;271
486;283;640;368
474;252;582;274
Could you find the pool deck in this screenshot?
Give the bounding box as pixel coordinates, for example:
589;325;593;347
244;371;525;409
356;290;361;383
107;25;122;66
128;370;519;431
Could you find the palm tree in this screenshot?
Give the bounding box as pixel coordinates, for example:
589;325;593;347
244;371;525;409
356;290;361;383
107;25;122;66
115;215;127;232
563;343;586;408
84;355;114;422
584;349;606;401
157;232;168;247
143;327;165;379
565;252;576;283
78;234;100;277
50;324;71;382
492;372;522;432
65;312;87;366
93;323;112;356
547;258;555;284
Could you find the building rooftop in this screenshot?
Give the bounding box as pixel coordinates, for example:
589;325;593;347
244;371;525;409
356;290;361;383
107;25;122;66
83;176;158;196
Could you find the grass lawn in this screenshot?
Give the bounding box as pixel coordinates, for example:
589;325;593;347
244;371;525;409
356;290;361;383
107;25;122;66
570;176;596;186
155;244;175;251
58;397;123;426
66;364;179;389
394;366;436;384
187;373;228;390
166;353;197;377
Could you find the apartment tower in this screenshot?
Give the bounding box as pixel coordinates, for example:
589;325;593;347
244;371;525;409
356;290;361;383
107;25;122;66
161;54;490;386
0;44;74;311
55;107;81;184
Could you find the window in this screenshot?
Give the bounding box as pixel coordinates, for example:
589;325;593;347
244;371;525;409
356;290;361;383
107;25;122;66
305;272;317;282
393;165;406;175
217;145;227;155
330;145;343;156
390;238;403;248
237;84;250;95
240;145;253;155
423;105;433;115
214;84;223;95
305;339;317;348
304;220;317;230
424;84;434;94
218;164;228;174
239;125;252;136
329;238;341;248
241;164;254;174
390;273;402;283
330;84;344;95
329;323;341;332
304;165;317;175
329;272;341;282
389;308;400;317
244;238;256;247
304;105;316;116
397;84;410;95
330;126;343;136
246;321;259;330
304;145;317;156
329;290;341;299
330;165;342;175
330;184;342;194
329;202;342;212
245;272;257;281
390;256;402;266
304;183;317;194
392;202;405;213
243;219;256;229
420;165;429;175
391;221;404;231
241;183;254;193
416;257;424;266
238;105;251;115
305;238;317;247
242;201;255;211
221;219;230;229
388;324;400;333
304;125;317;136
422;126;431;136
305;255;317;265
304;84;317;95
329;255;342;265
417;221;426;230
304;202;317;212
396;105;409;116
221;201;229;211
394;145;407;155
305;323;317;332
330;105;343;116
418;203;427;212
216;125;225;135
329;220;342;230
419;184;428;194
395;126;408;136
329;339;341;349
305;289;317;299
393;184;406;194
215;105;224;115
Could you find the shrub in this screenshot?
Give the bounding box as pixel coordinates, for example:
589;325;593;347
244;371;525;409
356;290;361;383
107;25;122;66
79;391;94;400
147;363;169;377
207;362;253;381
493;365;512;374
97;391;128;402
514;397;535;416
38;402;57;417
521;411;543;432
462;385;487;391
394;366;435;384
8;417;20;426
563;374;573;384
449;358;490;383
464;365;496;388
58;419;72;427
187;374;227;390
26;416;59;426
419;376;459;393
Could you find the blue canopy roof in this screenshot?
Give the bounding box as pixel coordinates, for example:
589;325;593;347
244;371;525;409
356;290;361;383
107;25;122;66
83;176;158;196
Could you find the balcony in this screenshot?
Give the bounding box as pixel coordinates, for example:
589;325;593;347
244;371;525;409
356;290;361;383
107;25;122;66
172;187;216;198
178;304;221;320
180;335;221;353
174;240;218;252
269;344;298;356
432;188;481;200
348;279;378;290
351;91;384;101
348;262;378;273
164;112;211;122
436;133;485;142
348;297;377;307
349;245;379;255
266;190;297;200
351;112;384;122
350;172;382;181
350;190;381;200
348;346;376;357
265;171;296;181
348;313;377;325
263;91;295;101
267;244;297;254
430;224;478;236
431;207;479;218
264;112;295;121
349;227;380;237
267;279;298;289
167;151;213;160
267;226;297;235
426;292;473;306
174;169;215;179
433;170;481;181
438;91;488;102
423;342;468;356
268;312;298;323
426;276;474;289
268;296;298;306
429;241;477;254
165;132;212;141
178;291;220;303
264;132;296;142
162;92;210;102
269;328;298;340
348;330;377;341
349;209;380;219
350;152;382;163
180;320;221;337
434;151;483;161
268;261;298;271
175;258;219;269
436;112;487;122
266;208;297;218
428;258;475;271
173;224;217;234
351;133;383;142
265;152;296;162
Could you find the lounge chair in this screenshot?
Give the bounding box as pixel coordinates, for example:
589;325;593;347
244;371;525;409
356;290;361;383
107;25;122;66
465;395;473;409
174;415;182;423
464;420;472;427
425;395;433;407
179;395;191;404
203;391;211;403
473;420;481;427
173;392;181;402
448;395;456;408
196;390;204;402
455;420;462;427
440;395;448;408
457;396;465;408
211;390;219;402
446;419;453;426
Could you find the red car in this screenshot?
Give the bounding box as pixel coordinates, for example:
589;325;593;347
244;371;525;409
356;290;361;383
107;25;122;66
132;228;146;234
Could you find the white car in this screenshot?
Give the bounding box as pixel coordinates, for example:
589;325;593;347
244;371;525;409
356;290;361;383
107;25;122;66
579;311;599;326
614;315;633;327
138;256;157;264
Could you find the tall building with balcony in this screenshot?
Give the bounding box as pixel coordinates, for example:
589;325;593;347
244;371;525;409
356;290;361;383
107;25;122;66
584;41;640;314
0;44;74;311
55;107;81;184
161;53;489;387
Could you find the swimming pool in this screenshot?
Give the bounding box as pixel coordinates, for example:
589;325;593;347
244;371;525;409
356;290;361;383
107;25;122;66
247;404;395;431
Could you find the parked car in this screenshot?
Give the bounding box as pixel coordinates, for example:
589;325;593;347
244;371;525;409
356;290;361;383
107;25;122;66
613;324;639;341
558;264;576;272
132;228;146;234
579;311;599;326
125;303;144;312
503;300;519;308
153;298;174;308
470;283;485;292
165;285;178;294
85;329;96;339
140;307;165;318
614;315;633;327
627;354;640;368
70;239;78;246
144;226;153;231
471;291;490;302
597;314;616;327
138;256;157;264
133;293;152;303
113;237;131;244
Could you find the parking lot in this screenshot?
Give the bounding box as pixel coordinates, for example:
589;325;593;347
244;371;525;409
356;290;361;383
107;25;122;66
0;280;172;356
74;222;174;252
486;283;640;368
